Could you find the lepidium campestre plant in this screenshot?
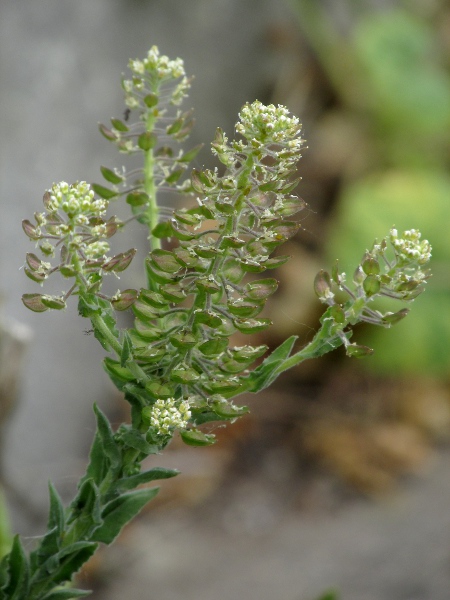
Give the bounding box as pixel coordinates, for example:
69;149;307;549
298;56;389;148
3;46;431;599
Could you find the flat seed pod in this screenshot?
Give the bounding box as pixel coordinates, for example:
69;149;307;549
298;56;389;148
133;347;166;364
170;367;200;384
159;283;186;303
103;357;135;382
145;382;174;399
100;166;124;185
146;260;180;285
133;322;163;341
150;250;181;274
211;401;249;419
206;378;241;394
111;289;138;311
197;337;228;356
233;318;272;334
24;267;47;283
170;330;198;349
195;277;221;294
132;300;159;322
227;300;264;318
126;191;150;207
222;259;245;284
139;290;168;309
363;275;381;297
239;259;266;273
91;184;119;200
230;345;268;363
110;118;129;132
180;429;216;447
22;293;49;312
173;247;202;269
262;255;291;269
22;220;40;240
244;278;278;300
193;310;223;328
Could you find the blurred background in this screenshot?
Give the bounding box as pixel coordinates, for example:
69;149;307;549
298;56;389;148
0;0;449;598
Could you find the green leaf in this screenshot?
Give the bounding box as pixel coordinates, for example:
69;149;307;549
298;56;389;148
120;331;133;368
2;536;30;600
36;483;65;561
83;431;108;487
36;542;98;587
244;336;297;393
114;467;179;493
93;404;121;475
117;428;157;455
92;488;160;545
68;480;102;533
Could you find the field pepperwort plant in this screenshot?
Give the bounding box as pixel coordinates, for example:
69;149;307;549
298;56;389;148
4;46;431;599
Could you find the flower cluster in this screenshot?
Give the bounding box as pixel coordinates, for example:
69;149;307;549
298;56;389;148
390;228;432;266
144;397;191;437
235;101;303;147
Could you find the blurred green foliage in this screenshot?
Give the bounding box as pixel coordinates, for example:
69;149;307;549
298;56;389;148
291;2;450;375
